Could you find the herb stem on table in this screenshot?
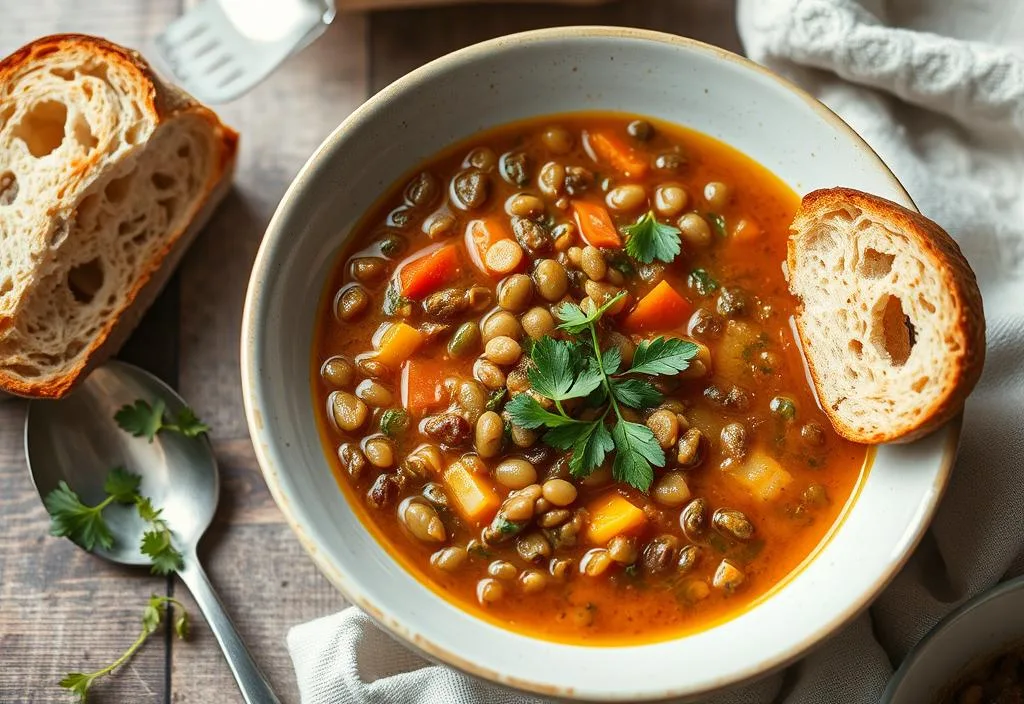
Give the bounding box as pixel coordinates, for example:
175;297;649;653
59;595;190;703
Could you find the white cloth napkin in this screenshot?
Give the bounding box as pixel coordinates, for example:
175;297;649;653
288;2;1024;701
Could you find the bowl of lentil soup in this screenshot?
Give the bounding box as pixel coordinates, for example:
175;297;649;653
242;27;959;701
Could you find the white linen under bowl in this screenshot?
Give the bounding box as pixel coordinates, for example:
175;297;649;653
241;27;959;702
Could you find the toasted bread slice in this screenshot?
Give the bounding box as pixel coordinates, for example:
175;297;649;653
787;188;985;443
0;34;237;398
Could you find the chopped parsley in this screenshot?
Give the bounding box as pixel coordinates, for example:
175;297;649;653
688;268;719;296
707;213;727;238
379;409;410;437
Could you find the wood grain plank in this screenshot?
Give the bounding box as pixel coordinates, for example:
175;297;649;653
169;13;367;702
368;0;742;92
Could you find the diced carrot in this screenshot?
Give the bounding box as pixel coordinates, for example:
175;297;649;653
586;493;647;545
465;217;514;275
586;129;649;179
730;451;795;502
375;322;423;369
401;358;448;411
398;244;461;299
572;201;621;248
444;460;500;524
622;281;694;333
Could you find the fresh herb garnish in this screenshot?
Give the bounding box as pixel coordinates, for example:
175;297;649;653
44;467;184;575
485;389;507;412
605;251;637;277
44;467;140;551
115;399;210;442
708;213;727;238
505;297;697;491
379;409;410;437
382;282;412;317
59;595;189;703
622;210;682;264
136;497;185;575
688;268;719;296
629;337;699;376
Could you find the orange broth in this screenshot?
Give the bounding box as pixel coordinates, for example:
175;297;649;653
312;113;868;644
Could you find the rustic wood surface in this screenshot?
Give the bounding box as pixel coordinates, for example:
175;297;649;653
0;2;740;702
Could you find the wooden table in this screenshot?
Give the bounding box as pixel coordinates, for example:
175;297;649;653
0;3;740;701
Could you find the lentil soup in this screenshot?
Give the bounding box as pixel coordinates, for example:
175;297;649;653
312;113;868;644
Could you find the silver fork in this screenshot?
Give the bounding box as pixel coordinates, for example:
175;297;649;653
151;0;336;104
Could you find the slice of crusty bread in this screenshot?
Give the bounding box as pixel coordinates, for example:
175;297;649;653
788;188;985;444
0;34;237;398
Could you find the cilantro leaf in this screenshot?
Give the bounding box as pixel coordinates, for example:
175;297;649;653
708;213;727;238
610;378;663;409
629;337;698;376
114;399;208;441
554;291;627;334
688;268;719;296
134;496;162;523
103;467;142;504
568;421;615;478
115;399;166;442
611;421;664;491
173;408;210;438
623;211;682;264
140;527;184;576
44;482;113;551
505;393;577;430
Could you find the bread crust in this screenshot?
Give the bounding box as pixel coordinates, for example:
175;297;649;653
788;187;985;443
0;34;238;398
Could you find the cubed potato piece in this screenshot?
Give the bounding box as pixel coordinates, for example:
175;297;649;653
714;319;761;382
443;460;500;525
730;450;794;502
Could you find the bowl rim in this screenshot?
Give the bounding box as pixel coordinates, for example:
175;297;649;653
241;25;960;701
881;574;1024;701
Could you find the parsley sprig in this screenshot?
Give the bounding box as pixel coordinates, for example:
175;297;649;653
60;595;189;703
114;399;209;442
45;468;185;575
505;293;697;491
623;211;683;264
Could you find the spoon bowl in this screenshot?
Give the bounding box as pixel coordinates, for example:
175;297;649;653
25;360;280;704
26;361;219;566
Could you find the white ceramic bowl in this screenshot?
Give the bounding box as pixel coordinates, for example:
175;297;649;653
883;577;1024;702
241;27;959;701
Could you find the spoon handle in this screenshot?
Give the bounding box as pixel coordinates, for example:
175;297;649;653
178;555;283;704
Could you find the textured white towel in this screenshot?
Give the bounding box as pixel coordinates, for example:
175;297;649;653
288;2;1024;701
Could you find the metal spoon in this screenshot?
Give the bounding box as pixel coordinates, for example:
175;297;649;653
25;360;281;704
